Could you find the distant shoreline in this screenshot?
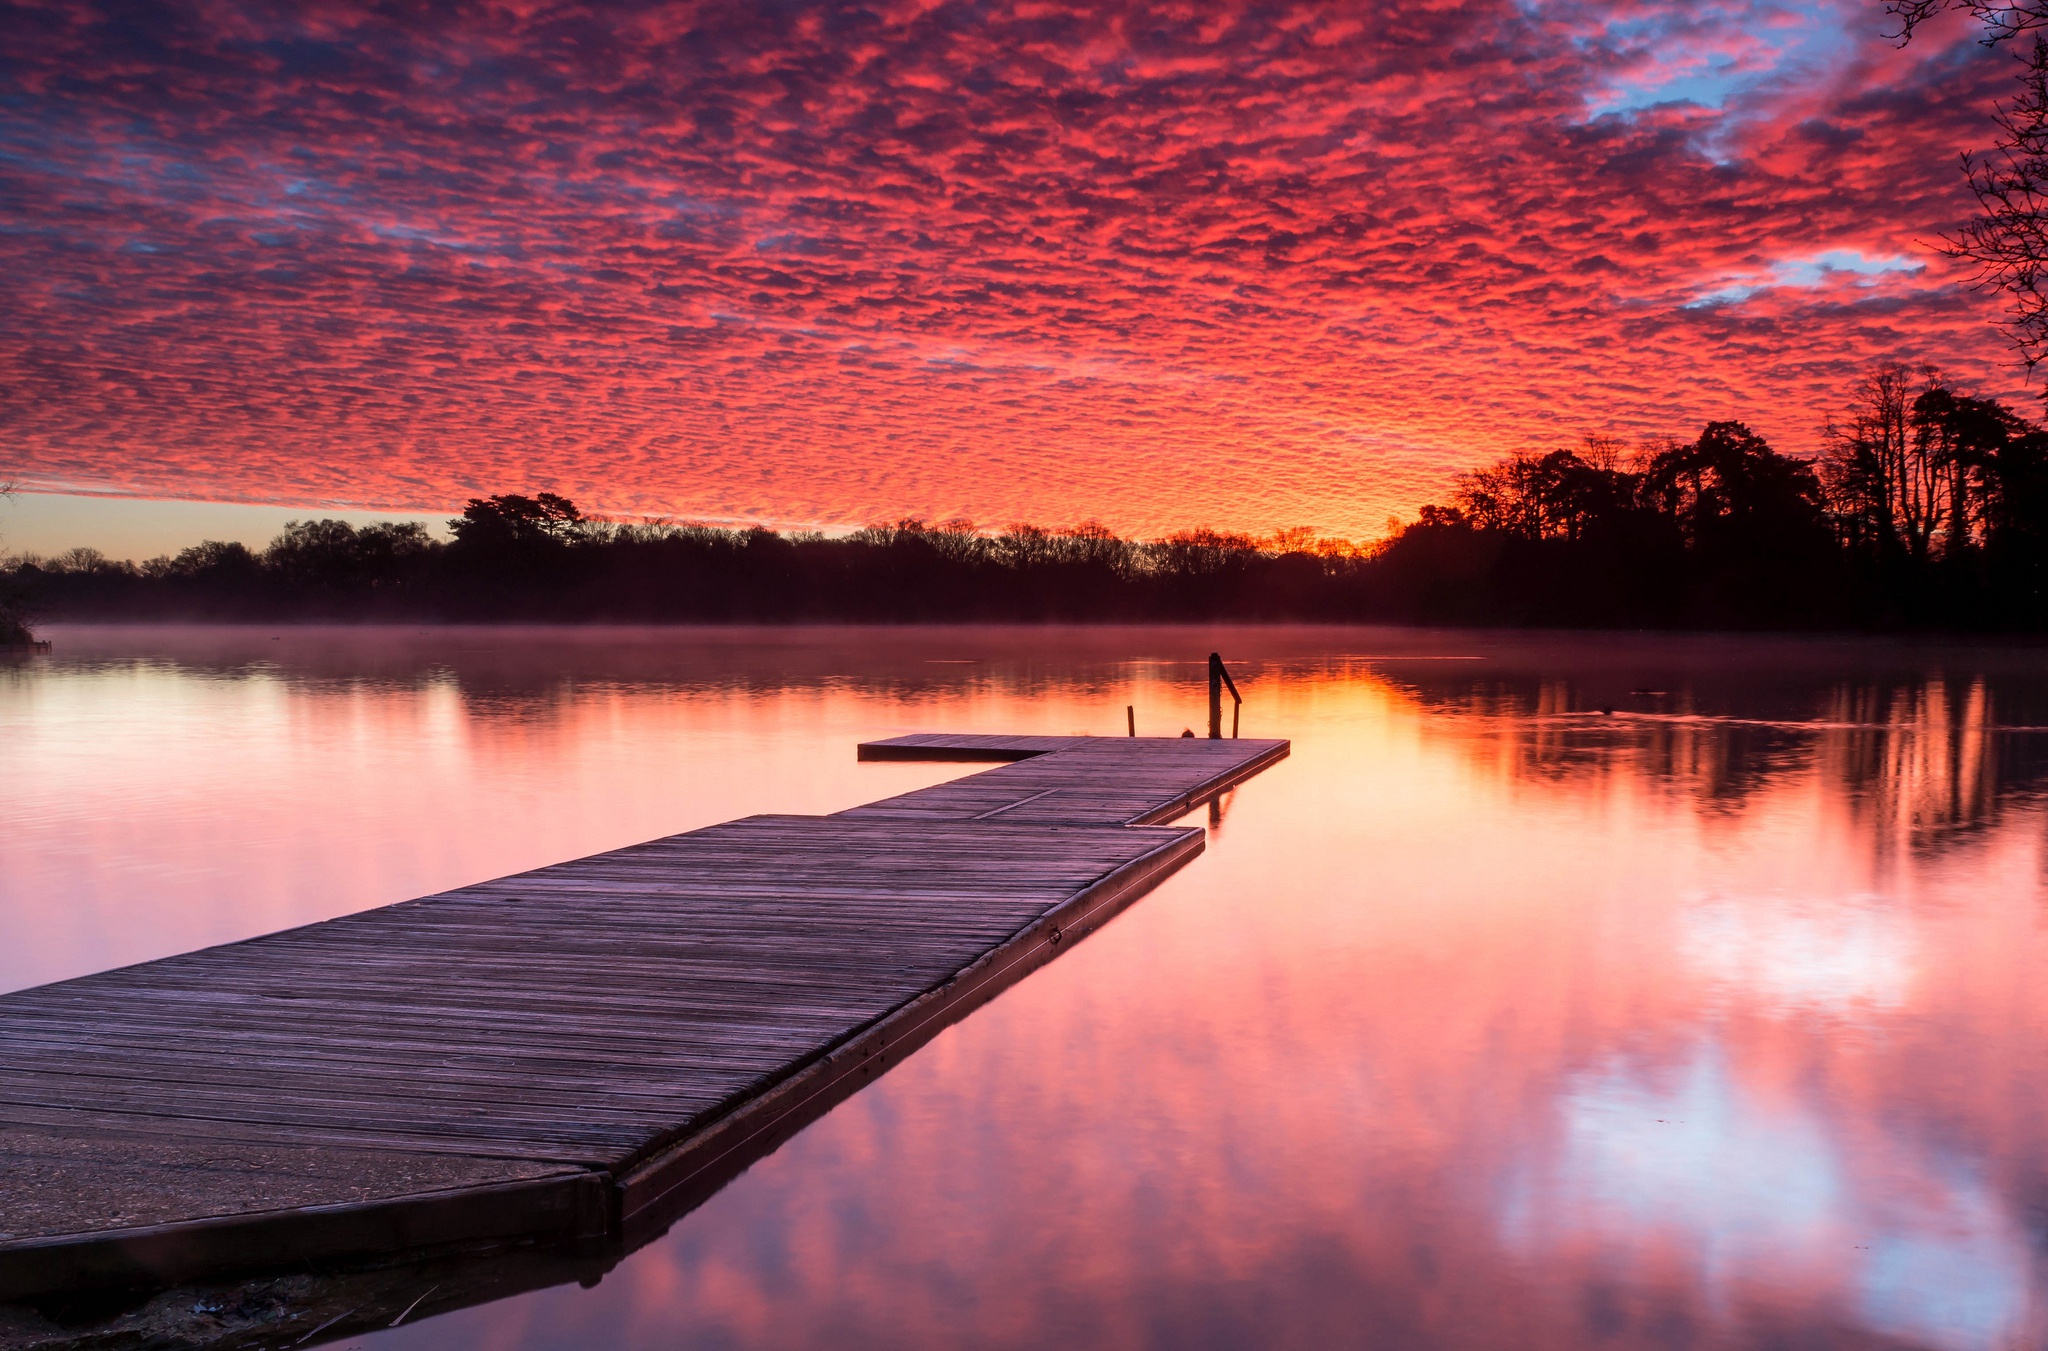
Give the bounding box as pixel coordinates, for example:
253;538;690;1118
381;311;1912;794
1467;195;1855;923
12;433;2048;637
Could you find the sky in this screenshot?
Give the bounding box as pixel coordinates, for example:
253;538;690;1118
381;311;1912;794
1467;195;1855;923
0;0;2035;549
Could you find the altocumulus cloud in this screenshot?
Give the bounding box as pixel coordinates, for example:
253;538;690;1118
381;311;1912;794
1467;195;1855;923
0;0;2023;537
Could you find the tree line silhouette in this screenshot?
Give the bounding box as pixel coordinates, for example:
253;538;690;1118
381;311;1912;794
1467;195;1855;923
1380;365;2048;627
6;366;2047;631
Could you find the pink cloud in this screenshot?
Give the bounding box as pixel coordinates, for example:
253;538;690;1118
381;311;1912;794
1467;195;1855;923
0;0;2027;538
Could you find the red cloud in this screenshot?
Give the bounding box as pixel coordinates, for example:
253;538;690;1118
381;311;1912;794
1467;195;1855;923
0;0;2025;538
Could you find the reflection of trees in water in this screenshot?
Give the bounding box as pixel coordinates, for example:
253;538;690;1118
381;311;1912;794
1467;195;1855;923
1402;679;1816;812
1625;719;1812;815
1391;666;2048;856
1811;677;2048;853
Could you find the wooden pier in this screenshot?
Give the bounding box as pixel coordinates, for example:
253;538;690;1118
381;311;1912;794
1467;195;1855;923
0;732;1286;1308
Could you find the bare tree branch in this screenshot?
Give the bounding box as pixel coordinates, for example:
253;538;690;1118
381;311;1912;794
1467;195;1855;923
1892;5;2048;371
1887;1;2048;43
1938;37;2048;371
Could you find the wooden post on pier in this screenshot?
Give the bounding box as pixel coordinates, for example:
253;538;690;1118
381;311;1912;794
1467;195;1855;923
1207;653;1242;739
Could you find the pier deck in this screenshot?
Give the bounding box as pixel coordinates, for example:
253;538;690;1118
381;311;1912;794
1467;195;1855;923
0;733;1286;1301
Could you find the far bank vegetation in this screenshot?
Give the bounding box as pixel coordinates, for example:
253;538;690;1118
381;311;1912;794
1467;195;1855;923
8;365;2048;631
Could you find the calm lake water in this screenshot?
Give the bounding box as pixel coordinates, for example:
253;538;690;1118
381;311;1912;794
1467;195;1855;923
6;624;2048;1350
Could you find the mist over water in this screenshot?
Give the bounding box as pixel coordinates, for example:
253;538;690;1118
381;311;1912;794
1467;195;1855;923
6;625;2046;1350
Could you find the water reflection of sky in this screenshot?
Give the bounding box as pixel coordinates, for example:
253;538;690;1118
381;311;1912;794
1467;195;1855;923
1681;893;1916;1013
1513;1047;2029;1350
7;626;2048;1349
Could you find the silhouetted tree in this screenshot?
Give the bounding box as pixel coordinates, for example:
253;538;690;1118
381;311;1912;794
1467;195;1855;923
1824;364;1913;560
450;494;584;550
1641;422;1829;552
994;521;1134;574
1452;447;1640;542
1147;529;1262;577
354;522;436;573
443;494;586;607
168;540;261;579
1825;367;2031;568
0;480;35;644
0;585;24;644
1641;421;1836;622
1987;429;2048;621
1378;441;1689;624
1912;383;2030;557
266;520;367;588
1987;426;2048;548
